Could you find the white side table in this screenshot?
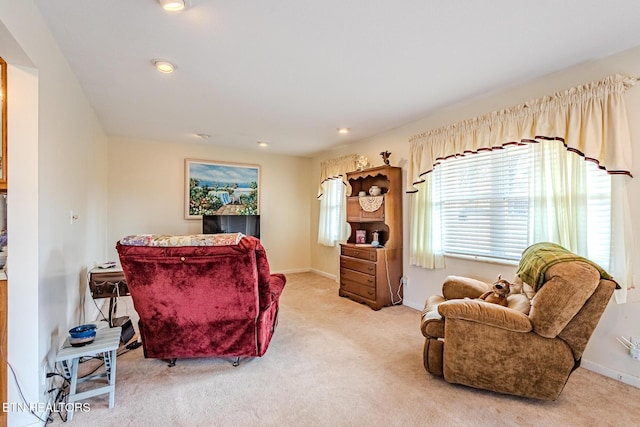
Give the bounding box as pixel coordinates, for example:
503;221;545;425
55;327;121;420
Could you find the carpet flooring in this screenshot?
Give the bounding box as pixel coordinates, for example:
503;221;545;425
50;272;640;426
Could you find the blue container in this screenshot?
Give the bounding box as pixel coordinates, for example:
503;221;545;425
69;324;97;338
69;324;97;346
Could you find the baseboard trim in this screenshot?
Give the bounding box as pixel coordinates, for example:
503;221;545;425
581;358;640;388
309;268;337;282
402;298;423;311
271;268;338;282
272;267;311;275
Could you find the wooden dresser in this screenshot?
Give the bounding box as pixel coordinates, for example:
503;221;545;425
339;165;402;310
340;245;401;310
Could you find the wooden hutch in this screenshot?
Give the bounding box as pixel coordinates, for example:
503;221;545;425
339;165;402;310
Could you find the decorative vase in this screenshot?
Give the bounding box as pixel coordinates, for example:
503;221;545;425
369;186;381;196
371;231;380;247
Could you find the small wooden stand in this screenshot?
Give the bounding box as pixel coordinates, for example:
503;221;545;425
55;327;121;420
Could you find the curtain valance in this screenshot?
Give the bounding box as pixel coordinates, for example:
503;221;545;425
317;154;358;198
408;74;637;192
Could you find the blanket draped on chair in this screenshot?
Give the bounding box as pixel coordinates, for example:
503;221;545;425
516;242;616;291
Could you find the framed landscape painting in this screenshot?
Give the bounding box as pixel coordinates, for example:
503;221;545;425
185;159;260;219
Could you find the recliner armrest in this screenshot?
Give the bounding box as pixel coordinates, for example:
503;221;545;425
421;295;446;337
442;276;491;300
438;299;532;333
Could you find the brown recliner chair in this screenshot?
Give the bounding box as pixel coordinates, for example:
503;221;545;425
420;243;617;400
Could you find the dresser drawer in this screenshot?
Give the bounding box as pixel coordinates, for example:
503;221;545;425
341;246;377;261
340;278;376;301
340;256;376;276
340;268;375;287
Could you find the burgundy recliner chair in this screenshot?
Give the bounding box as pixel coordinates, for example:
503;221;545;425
116;233;286;366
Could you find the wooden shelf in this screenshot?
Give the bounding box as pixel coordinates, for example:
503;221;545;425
339;166;402;310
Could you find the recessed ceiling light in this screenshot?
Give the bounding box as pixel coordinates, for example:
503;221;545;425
257;141;269;148
337;127;350;134
157;0;187;11
151;59;176;73
195;133;211;139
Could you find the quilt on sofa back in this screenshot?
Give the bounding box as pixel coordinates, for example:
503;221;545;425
119;232;244;247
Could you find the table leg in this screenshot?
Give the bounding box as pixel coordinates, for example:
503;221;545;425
63;358;80;421
103;348;117;408
108;297;115;326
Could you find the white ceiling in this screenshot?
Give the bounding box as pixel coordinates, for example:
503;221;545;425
34;0;640;157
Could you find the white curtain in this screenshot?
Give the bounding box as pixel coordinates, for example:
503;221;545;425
318;178;350;247
530;141;633;302
408;74;637;190
317;154;358;197
529;139;588;252
611;175;635;303
317;155;358;247
410;176;445;269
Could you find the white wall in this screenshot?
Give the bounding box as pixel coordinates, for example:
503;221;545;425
108;137;311;273
1;2;110;425
6;62;40;427
311;45;640;386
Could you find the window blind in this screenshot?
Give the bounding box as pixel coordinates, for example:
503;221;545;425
434;145;531;262
433;143;611;264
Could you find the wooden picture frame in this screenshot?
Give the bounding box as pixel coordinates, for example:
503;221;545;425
185;159;260;219
0;56;7;190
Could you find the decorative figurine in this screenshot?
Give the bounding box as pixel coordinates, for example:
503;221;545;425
380;151;391;165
